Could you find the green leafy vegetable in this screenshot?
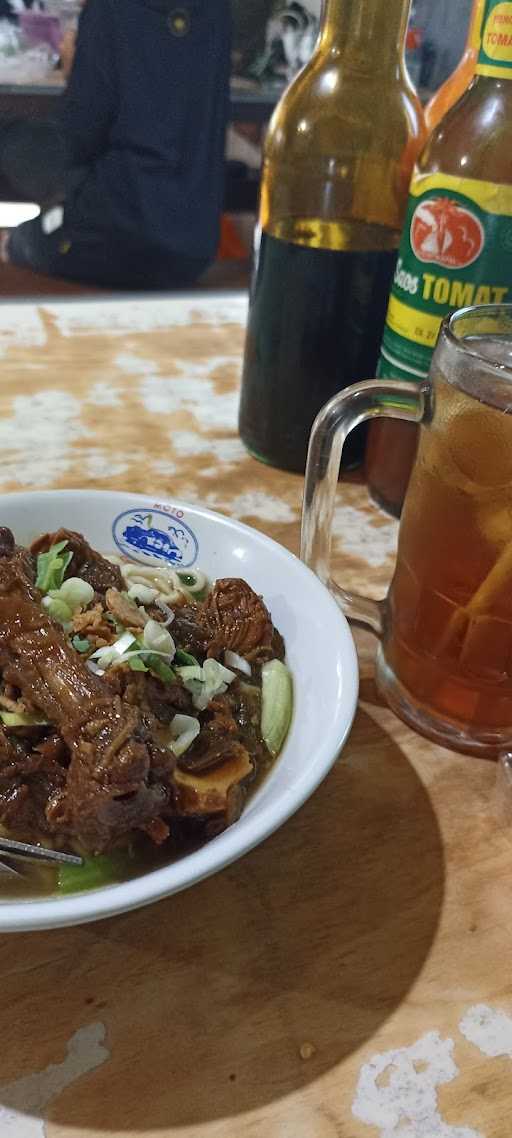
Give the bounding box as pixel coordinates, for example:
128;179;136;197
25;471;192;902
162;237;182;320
127;655;148;673
261;659;293;757
71;635;91;654
36;541;73;594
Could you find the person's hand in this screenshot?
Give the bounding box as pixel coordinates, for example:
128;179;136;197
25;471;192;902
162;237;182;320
59;24;78;81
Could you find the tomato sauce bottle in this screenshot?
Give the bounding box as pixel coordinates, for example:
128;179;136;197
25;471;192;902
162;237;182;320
366;0;512;517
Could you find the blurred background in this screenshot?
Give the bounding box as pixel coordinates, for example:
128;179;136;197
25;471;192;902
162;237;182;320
230;0;472;94
0;0;474;285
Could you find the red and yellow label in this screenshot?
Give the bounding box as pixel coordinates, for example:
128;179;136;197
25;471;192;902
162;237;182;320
477;0;512;77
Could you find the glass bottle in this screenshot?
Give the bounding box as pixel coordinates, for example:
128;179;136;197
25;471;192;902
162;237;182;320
238;0;425;474
367;0;512;516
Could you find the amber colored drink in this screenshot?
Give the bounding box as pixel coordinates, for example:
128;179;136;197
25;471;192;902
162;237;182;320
384;342;512;742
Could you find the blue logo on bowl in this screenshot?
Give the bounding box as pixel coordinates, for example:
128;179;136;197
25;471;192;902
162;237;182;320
112;508;199;568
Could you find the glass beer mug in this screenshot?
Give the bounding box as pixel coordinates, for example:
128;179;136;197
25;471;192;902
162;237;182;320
301;304;512;757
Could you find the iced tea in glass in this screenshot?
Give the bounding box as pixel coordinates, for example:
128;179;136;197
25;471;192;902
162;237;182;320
302;304;512;756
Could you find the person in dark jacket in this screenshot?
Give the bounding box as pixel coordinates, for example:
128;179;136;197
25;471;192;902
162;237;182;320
5;0;232;289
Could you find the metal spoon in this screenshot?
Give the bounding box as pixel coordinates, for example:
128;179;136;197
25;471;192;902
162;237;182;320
0;836;83;872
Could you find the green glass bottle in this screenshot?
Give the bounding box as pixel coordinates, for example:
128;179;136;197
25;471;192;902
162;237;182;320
367;0;512;515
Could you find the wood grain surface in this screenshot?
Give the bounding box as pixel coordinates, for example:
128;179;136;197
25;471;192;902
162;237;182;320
0;294;509;1138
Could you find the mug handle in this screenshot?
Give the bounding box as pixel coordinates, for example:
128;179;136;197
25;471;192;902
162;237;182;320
300;379;426;636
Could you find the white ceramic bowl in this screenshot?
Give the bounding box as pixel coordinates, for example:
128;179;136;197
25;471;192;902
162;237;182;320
0;490;358;931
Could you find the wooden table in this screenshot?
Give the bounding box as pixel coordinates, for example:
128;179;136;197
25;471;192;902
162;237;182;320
0;292;510;1138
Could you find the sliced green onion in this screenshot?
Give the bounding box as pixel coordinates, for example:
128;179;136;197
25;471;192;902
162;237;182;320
203;659;236;687
71;635;91;654
45;597;73;625
261;659;293;757
113;631;138;656
0;711;49;727
127;583;158;605
174;649;199;667
169;713;200;756
146;655;175;684
36;542;73;594
224;650;251;676
90;631;136;666
176;659;236;711
86;625;176;684
154;599;175;626
177;569;207;597
143;619;175;658
176;664;204;683
58;577;95;611
44;539;68;556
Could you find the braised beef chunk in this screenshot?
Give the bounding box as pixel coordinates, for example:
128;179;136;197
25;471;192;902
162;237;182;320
0;727;67;837
0;528;15;558
174;690;257;833
0;547;174;852
30;529;123;594
144;676;193;722
203;578;274;661
271;627;286;662
171;605;211;657
173;579;280;664
0;532;36;593
229;681;269;768
102;666;193;724
178;696;241;774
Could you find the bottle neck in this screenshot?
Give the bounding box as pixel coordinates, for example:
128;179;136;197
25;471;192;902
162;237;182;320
319;0;411;72
318;0;345;50
467;0;485;52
